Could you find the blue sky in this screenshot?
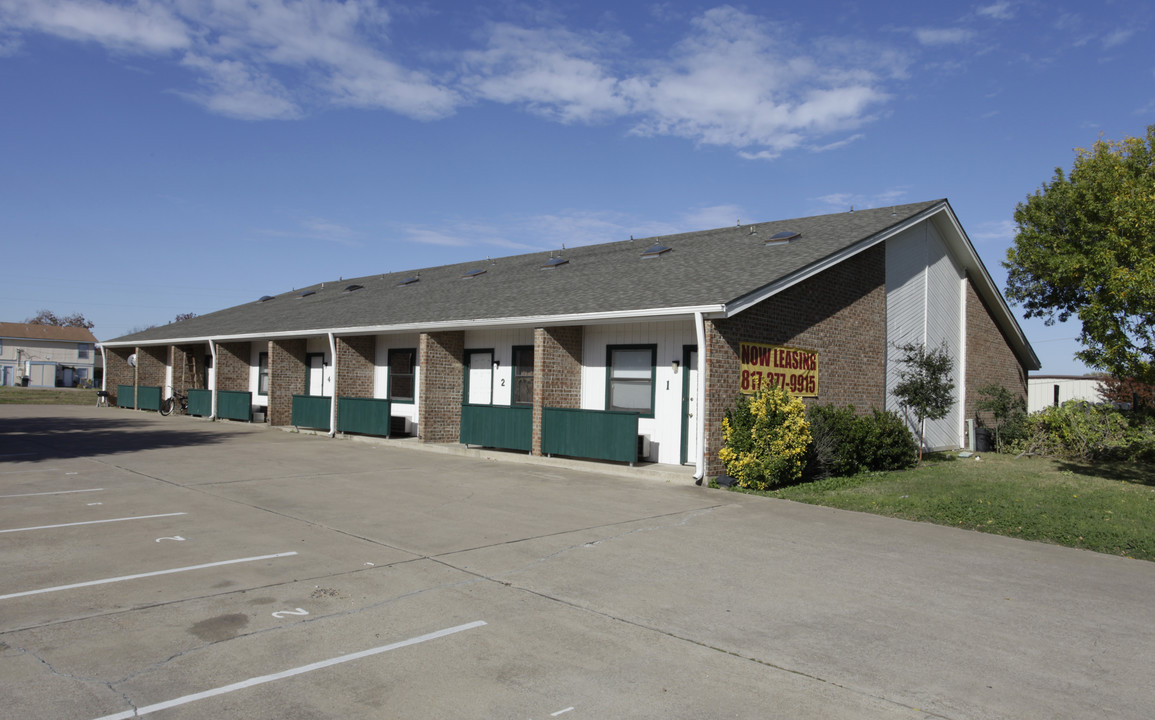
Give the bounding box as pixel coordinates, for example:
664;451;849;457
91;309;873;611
1;0;1152;375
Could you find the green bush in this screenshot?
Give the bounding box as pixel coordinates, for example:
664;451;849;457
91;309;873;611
1011;401;1128;461
860;408;919;471
803;405;916;480
805;404;866;479
720;386;811;490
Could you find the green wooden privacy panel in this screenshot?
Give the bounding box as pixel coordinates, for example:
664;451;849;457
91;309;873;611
217;391;253;422
187;389;212;417
541;407;639;463
460;404;532;452
117;384;135;409
337;397;391;436
137;386;162;412
292;394;331;430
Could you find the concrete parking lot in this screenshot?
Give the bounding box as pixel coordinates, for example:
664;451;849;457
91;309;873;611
2;405;1154;719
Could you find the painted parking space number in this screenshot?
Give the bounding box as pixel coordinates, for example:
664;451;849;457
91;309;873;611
272;608;309;619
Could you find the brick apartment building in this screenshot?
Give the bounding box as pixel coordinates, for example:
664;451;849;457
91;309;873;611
99;199;1039;480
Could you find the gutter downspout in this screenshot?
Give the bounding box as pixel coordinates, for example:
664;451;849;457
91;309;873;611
99;345;108;392
209;340;219;420
327;332;337;438
694;311;707;481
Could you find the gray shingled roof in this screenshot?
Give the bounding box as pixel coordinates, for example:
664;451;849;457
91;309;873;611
109;200;945;344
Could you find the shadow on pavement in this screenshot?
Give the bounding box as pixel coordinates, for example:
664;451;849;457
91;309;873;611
0;413;229;462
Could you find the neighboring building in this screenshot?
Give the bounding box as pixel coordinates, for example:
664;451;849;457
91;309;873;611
1028;375;1106;413
0;322;99;388
99;199;1039;479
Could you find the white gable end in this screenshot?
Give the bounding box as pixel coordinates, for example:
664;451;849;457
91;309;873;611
885;220;966;450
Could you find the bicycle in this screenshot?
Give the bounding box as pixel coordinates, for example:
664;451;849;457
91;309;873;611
160;389;188;416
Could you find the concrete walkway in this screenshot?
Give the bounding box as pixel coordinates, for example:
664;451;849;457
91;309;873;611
2;405;1153;719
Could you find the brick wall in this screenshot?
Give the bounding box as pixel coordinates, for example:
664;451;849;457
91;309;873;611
104;347;134;404
136;346;168;390
418;331;464;443
703;245;888;477
269;339;306;426
531;325;583;455
215;342;251;393
335;335;376;399
965;276;1028;425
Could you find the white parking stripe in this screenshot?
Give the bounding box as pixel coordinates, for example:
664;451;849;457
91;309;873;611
0;512;187;534
0;552;298;601
90;621;487;720
0;488;104;498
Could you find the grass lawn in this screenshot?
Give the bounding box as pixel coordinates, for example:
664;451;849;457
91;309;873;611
739;453;1155;561
0;386;100;405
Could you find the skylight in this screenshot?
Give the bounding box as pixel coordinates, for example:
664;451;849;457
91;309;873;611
297;289;316;298
765;230;801;246
398;276;419;286
343;284;364;293
641;243;671;258
461;268;487;278
258;295;275;303
541;256;569;268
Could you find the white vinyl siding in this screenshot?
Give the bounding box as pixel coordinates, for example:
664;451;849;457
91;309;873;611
886;222;966;450
581;320;697;464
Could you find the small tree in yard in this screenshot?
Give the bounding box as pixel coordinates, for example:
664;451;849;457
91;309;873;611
892;341;955;461
975;383;1027;451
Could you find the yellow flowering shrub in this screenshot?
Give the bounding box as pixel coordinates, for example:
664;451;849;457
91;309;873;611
719;385;811;490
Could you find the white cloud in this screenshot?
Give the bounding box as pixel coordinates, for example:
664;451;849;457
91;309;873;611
810;133;865;152
971;219;1016;243
0;2;905;159
914;28;975;46
177;53;300;120
463;7;900;157
462;23;628;123
1101;27;1134;49
404;228;471;247
0;0;457;120
623;6;893;154
257;217;361;246
0;0;190;51
976;2;1014;21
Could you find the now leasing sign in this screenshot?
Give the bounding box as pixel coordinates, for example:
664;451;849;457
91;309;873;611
739;342;819;397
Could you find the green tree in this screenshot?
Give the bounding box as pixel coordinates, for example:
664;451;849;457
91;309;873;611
1005;125;1155;383
975;383;1026;450
892;341;955;461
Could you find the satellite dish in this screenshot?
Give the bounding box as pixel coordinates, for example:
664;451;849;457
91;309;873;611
127;353;137;367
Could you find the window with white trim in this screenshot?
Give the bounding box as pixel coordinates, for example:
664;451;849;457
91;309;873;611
606;345;656;415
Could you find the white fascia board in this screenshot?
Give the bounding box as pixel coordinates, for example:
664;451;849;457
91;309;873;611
96;304;726;349
931;205;1041;370
724;202;949;318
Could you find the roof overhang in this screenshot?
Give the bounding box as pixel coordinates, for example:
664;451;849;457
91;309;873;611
97;303;726;349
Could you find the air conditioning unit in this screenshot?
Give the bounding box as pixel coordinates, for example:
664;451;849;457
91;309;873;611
637;434;651;462
390;416;412;437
